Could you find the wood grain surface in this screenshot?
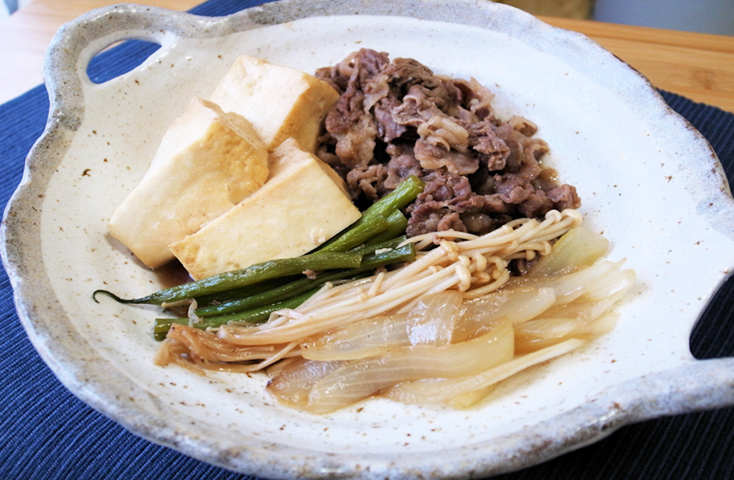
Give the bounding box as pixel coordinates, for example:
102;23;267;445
1;0;733;113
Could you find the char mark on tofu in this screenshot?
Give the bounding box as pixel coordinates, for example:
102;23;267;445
315;48;581;237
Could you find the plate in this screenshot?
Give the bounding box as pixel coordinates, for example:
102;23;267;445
2;1;734;478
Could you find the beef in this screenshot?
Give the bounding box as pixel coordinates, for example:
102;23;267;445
346;164;387;201
318;49;389;168
384;143;424;190
316;49;581;237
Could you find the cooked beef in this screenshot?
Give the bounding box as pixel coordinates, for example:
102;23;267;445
315;49;580;237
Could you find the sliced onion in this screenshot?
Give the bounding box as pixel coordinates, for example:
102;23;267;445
541;294;619;323
514;312;618;353
508;260;618;305
266;358;346;408
455;286;556;342
530;226;610;276
406;290;463;346
299;318;514;414
300;314;409;361
583;267;636;301
300;291;463;361
384;338;587;407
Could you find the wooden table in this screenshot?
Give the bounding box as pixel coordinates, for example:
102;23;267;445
1;1;734;110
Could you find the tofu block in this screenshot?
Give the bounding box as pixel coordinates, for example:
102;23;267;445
170;138;362;280
109;97;269;269
209;55;339;153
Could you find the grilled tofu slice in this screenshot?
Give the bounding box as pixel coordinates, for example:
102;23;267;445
170;138;361;279
210;55;339;152
108;96;269;268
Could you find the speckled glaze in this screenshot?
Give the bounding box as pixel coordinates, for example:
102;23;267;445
2;1;734;478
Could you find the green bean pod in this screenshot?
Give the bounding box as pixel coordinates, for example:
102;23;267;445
195;270;367;317
196;237;411;317
360;175;424;221
153;289;319;341
154;243;415;341
94;251;363;306
316;216;388;253
316;175;423;253
365;210;408;246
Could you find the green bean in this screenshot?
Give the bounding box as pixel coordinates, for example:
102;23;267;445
153;289;319;341
314;176;422;253
196;237;411;317
154;244;415;341
93;251;363;306
195;270;367;317
357;242;415;270
193;276;298;306
316;216;388;253
365;210;408;246
360;175;424;221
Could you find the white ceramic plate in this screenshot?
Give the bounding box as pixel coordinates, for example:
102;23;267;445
3;1;734;478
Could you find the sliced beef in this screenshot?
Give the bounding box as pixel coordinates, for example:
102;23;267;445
316;49;581;238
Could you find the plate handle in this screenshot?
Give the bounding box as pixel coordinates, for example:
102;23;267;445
41;4;230;132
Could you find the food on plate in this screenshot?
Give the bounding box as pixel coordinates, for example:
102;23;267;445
151;209;634;413
109;56;339;271
107;96;268;268
211;55;340;152
97;51;635;414
170;138;362;280
314;49;580;242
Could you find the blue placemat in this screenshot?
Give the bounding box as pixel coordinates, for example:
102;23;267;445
1;1;733;478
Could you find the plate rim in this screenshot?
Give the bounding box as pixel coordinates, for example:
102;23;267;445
2;1;734;478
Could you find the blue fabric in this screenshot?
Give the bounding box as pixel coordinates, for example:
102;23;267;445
1;1;732;478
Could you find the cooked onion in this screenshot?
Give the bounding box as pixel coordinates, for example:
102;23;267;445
530;226;610;276
453;286;556;342
514;312;618;353
301;291;462;361
384;338;586;408
266;358;346;408
298;318;513;414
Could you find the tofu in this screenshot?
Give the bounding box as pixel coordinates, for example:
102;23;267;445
108;97;269;269
170;138;361;280
209;55;339;153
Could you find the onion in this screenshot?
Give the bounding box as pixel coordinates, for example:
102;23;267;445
583;267;636;301
454;286;556;342
508;260;618;305
384;338;586;407
299;318;514;414
266;358;346;408
514;312;618;353
300;314;408;361
300;291;463;361
406;290;463;346
530;226;609;276
542;294;619;323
